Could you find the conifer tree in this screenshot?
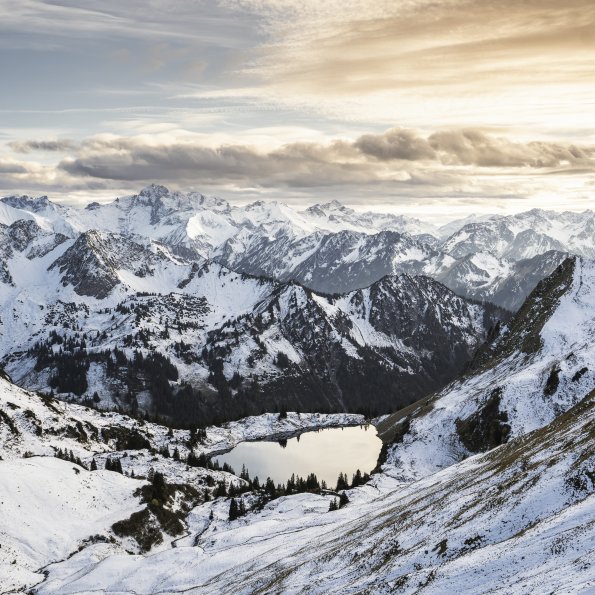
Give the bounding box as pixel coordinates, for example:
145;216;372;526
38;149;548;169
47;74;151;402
336;472;349;491
215;481;228;498
229;498;239;521
339;491;350;508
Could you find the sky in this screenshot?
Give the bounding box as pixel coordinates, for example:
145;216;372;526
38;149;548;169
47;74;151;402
1;0;594;221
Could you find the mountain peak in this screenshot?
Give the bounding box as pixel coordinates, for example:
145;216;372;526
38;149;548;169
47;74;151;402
1;194;53;213
138;184;170;200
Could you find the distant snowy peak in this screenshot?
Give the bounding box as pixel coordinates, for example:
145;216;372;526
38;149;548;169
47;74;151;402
0;201;38;228
437;212;502;238
443;208;595;259
2;185;594;310
215;228;438;295
48;230;182;299
1;194;54;213
0;219;68;286
303;201;439;237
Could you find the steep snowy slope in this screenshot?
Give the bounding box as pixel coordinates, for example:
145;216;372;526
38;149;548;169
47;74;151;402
0;202;37;227
378;256;594;481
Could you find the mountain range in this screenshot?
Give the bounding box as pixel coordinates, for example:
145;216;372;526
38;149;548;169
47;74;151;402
1;185;594;422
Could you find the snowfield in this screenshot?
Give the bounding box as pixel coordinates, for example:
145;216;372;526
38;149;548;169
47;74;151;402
31;389;595;595
0;457;143;593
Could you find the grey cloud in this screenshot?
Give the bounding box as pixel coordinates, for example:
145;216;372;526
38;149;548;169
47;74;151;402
0;161;28;174
355;129;436;161
10;139;78;153
58;139;379;188
352;126;595;169
5;126;584;193
428;129;595;168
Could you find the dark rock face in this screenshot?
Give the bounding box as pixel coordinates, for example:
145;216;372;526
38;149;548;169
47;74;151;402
198;275;506;419
456;388;511;452
49;232;122;298
48;231;166;299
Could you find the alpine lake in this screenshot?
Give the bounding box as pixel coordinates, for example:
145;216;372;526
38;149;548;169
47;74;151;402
213;424;382;488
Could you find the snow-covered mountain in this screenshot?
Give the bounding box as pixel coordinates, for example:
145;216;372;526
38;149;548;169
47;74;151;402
215;229;437;295
442;208;595;260
430;249;570;311
0;219;503;422
1;256;593;594
378;256;595;482
1;184;594;420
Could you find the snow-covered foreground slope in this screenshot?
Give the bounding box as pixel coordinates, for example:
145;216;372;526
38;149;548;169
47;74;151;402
0;372;365;593
34;389;595;595
0;457;143;593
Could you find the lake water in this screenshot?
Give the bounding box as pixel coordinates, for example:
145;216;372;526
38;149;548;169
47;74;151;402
213;425;382;487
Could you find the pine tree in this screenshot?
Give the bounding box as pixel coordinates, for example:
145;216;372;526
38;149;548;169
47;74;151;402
90;458;97;471
229;498;239;521
328;498;338;512
215;481;228;498
352;469;363;487
339;491;350;508
173;447;180;461
336;472;349;491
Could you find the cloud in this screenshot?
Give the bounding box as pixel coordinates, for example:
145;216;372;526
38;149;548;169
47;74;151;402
355;129;436;161
240;0;595;95
9;139;78;153
0;160;28;174
38;127;593;198
428;129;595;168
58;137;376;188
0;126;591;213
